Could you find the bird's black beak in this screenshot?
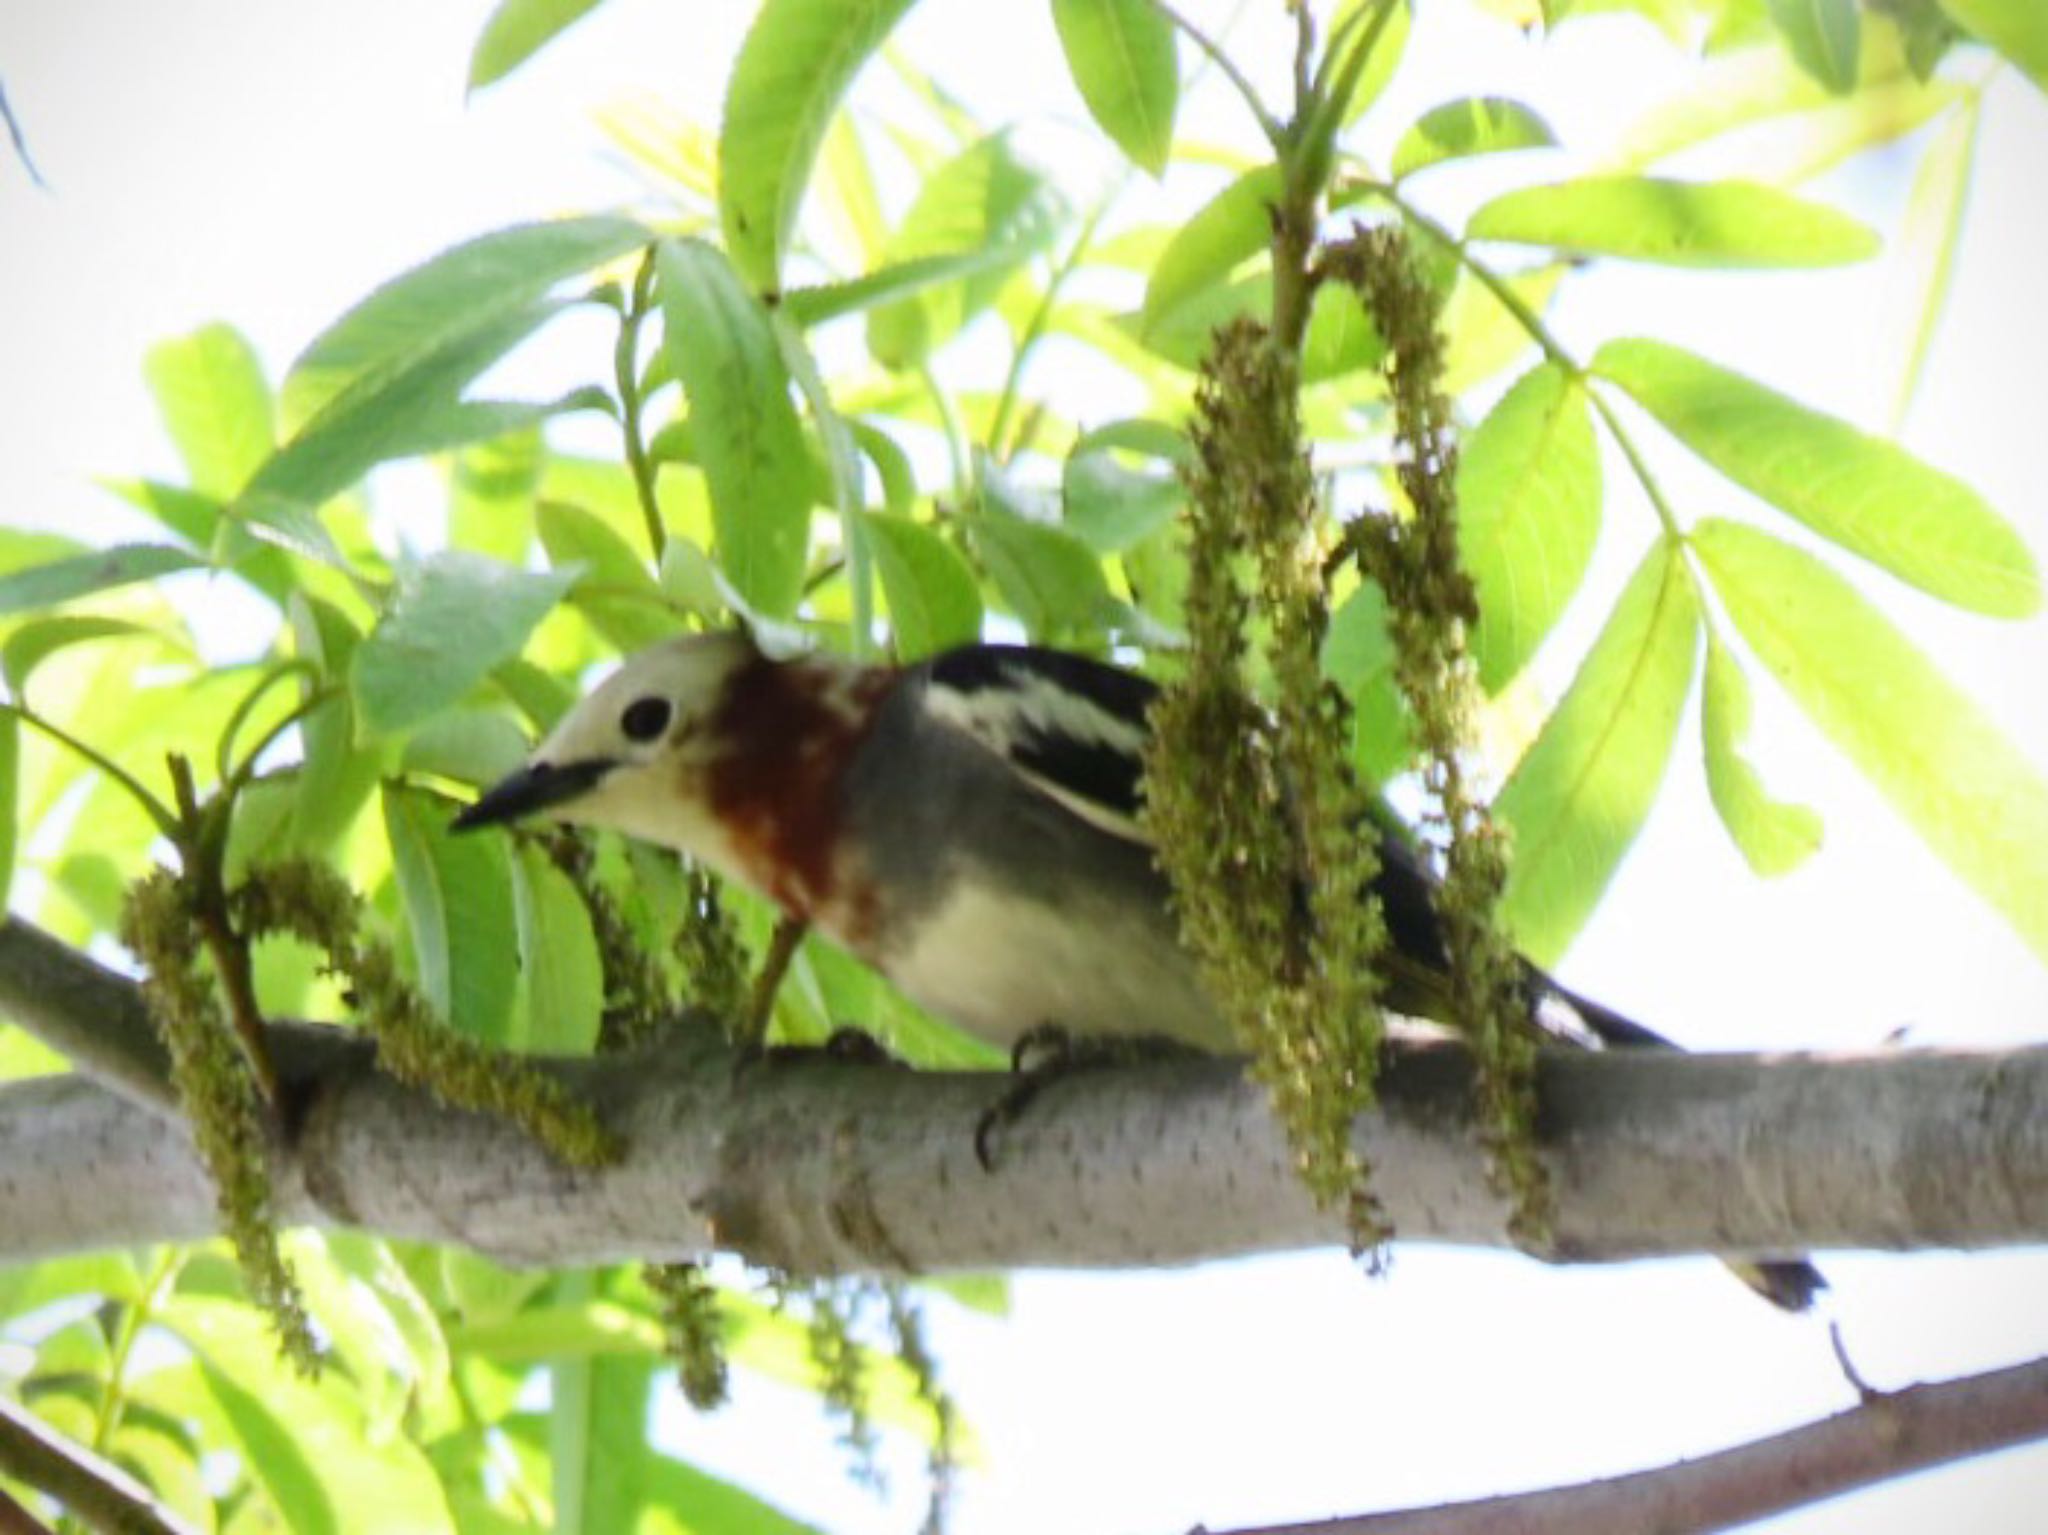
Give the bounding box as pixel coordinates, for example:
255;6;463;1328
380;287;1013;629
451;757;616;833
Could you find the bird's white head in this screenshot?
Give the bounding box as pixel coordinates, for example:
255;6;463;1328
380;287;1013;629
453;630;758;853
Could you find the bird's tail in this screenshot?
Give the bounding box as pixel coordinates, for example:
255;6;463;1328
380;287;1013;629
1540;974;1828;1314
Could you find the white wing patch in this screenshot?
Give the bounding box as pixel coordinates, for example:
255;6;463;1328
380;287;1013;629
921;668;1155;846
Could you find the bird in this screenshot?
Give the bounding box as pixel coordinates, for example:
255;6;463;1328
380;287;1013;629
454;629;1823;1311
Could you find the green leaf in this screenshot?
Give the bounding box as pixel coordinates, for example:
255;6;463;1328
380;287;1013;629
281;217;647;432
537;499;679;652
1050;0;1179;176
718;0;920;290
1701;626;1822;876
143;322;275;498
382;784;520;1043
354;551;577;736
1888;100;1977;430
962;514;1109;641
1934;0;2048;92
865;133;1062;369
0;544;202;617
782;242;1051;328
1062;421;1187;552
1594;337;2039;616
251;302;605;516
1768;0;1860;91
509;844;605;1055
862;512;981;657
400;708;530;787
1;615;177;696
1458;363;1601;692
642;1453;826;1535
159;1295;456;1535
468;0;608;91
1141;166;1280;333
287;595;379;851
0;710;15;910
657;238;816;617
1129;271;1384;381
1392;96;1557;179
1495;538;1701;965
1323;580;1411;786
1468;176;1878;267
449;426;545;565
1440;262;1564;397
1330;0;1412;126
547;1273;655;1535
1695;518;2048;963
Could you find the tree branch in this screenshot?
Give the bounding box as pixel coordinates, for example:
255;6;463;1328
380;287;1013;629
0;918;176;1118
0;966;2043;1269
1219;1353;2048;1535
0;1394;198;1535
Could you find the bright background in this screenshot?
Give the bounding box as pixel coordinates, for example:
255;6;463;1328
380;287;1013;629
4;1;2046;1530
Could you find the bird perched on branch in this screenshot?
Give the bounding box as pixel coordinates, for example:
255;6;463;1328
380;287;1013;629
455;629;1822;1311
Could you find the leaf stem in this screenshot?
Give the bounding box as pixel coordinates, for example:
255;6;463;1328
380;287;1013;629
1148;0;1285;147
987;196;1113;463
615;247;666;564
0;703;180;841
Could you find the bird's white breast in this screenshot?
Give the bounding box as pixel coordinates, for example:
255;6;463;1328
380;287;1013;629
870;874;1231;1052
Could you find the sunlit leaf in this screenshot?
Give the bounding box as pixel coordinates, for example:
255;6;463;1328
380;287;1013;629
159;1295;457;1534
1468;176;1878;267
1495;538;1701;965
1322;579;1411;786
353;552;578;735
1392;96;1556;179
718;0;920;289
0;710;15;909
1141;166;1279;333
537;499;679;652
1458;362;1601;692
961;514;1109;641
143;322;275;499
1440;262;1564;397
1330;0;1412;126
383;784;519;1044
641;1452;826;1535
251;302;606;516
1062;420;1187;552
863;513;981;657
508;844;605;1055
1768;0;1859;92
1594;337;2039;616
1695;518;2048;962
1;615;179;697
783;242;1050;328
1051;0;1179;175
287;595;379;852
1934;0;2048;92
1888;100;1977;430
281;217;647;432
468;0;609;91
866;133;1062;368
658;238;816;617
0;544;202;617
1701;625;1822;875
449;427;544;565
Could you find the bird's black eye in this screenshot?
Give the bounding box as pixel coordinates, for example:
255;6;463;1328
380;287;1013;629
620;696;673;743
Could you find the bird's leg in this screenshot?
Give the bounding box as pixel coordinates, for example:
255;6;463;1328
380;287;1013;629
739;913;809;1049
974;1025;1207;1170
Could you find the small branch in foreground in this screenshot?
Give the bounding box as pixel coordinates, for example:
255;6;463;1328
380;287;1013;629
1219;1352;2048;1535
0;1395;198;1535
0;917;176;1118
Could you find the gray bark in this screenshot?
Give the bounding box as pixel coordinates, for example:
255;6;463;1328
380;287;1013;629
2;1017;2043;1272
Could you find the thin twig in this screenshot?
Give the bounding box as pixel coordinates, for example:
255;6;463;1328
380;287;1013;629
0;1395;198;1535
1216;1354;2048;1535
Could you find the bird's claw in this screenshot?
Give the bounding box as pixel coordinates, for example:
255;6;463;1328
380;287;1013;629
973;1026;1202;1171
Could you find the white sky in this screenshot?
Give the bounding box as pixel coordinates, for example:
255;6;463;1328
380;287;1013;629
4;0;2047;1531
